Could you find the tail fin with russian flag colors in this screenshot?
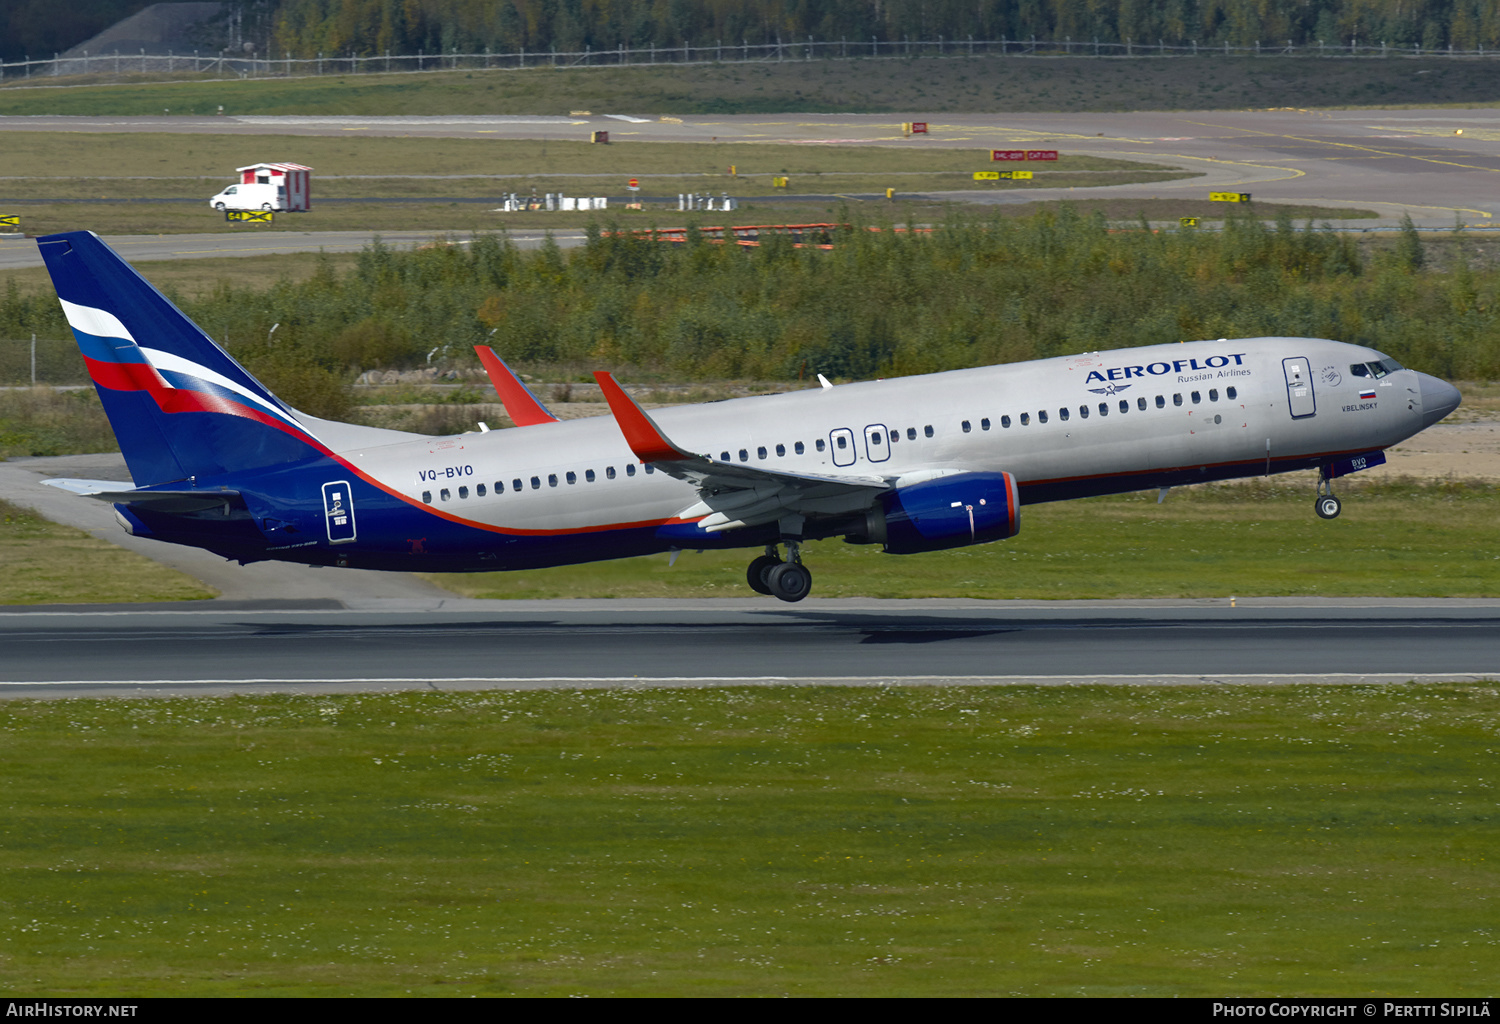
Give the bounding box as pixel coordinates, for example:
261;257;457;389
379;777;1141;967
38;231;327;487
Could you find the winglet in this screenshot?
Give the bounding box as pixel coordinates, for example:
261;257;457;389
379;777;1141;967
474;345;558;426
593;371;695;463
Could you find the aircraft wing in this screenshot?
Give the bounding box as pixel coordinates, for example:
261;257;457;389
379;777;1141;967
593;371;888;533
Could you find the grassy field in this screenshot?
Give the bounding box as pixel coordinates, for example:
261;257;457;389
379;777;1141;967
2;684;1495;996
0;133;1176;181
2;55;1499;115
429;477;1500;601
0;133;1200;236
0;497;213;604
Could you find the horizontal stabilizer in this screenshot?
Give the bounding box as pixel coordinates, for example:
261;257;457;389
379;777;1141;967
43;478;241;513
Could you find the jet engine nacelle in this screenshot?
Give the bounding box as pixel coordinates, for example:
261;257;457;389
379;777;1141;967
859;471;1021;554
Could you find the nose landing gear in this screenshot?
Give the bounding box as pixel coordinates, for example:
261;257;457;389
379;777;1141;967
1315;468;1342;519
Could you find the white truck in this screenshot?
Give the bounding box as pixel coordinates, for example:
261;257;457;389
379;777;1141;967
208;182;286;212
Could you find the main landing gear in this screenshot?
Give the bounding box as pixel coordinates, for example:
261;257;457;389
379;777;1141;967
1315;468;1342;520
746;541;813;602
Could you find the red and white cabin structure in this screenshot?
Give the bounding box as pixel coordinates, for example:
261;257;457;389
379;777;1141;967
237;163;312;211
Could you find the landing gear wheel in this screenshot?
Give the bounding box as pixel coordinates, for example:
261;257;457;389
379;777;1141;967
766;562;812;603
746;554;780;596
1316;495;1342;520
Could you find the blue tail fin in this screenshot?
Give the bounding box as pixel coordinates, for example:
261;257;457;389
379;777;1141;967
38;231;326;486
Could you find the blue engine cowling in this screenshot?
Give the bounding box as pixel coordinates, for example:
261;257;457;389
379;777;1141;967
874;471;1021;554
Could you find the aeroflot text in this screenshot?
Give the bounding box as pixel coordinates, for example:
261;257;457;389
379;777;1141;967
1085;354;1247;383
1213;1007;1491;1018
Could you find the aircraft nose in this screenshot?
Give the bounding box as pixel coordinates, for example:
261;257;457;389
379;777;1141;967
1418;373;1461;428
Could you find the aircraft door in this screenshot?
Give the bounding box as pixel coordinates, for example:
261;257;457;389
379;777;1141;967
322;481;357;544
829;427;857;467
1283;357;1316;418
863;423;891;463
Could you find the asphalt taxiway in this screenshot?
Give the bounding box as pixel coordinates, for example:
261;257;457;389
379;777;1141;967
2;598;1498;698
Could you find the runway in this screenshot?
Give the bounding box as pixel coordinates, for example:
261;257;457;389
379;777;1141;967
3;598;1498;698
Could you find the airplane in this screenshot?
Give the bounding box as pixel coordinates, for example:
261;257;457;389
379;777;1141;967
35;230;1461;603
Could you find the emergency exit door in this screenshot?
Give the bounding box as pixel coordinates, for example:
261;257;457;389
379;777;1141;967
1283;357;1316;418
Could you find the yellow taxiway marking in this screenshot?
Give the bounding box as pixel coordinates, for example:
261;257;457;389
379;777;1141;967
1108;150;1306;186
1182;119;1500;175
1367;125;1500;142
1300;197;1493;220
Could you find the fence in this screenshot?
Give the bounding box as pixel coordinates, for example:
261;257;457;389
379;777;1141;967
4;36;1499;81
0;338;87;387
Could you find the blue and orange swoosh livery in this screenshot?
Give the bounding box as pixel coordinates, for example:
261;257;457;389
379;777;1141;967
35;230;1461;601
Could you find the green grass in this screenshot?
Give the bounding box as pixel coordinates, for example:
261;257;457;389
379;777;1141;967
429;477;1500;600
2;684;1496;995
0;133;1172;180
3;55;1500;115
0;497;214;604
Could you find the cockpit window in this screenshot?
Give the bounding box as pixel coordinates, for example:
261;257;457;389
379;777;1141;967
1351;358;1404;379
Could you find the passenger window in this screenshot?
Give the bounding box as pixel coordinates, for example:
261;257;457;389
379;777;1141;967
961;420;972;432
720;451;731;462
1038;410;1049;424
1227;386;1238;400
836;436;847;449
906;428;917;441
795;441;805;455
1020;412;1030;426
530;476;541;489
440;488;451;501
889;430;899;442
548;474;558;487
1209;389;1218;401
1156;395;1165;408
816;439;826;452
645;464;655;474
606;467;616;479
1099;403;1108;416
1001;415;1011;428
739;448;749;461
924;425;934;438
422;491;432;504
513;479;523;492
458;486;469;499
1079;405;1089;419
566;471;576;484
626;464;636;476
1173;394;1183;406
981;418;990;431
1058;408;1069;422
776;444;785;456
585;469;595;482
758;446;768;459
1191;391;1201;404
476;484;486;497
1119;400;1128;414
1137;397;1147;410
